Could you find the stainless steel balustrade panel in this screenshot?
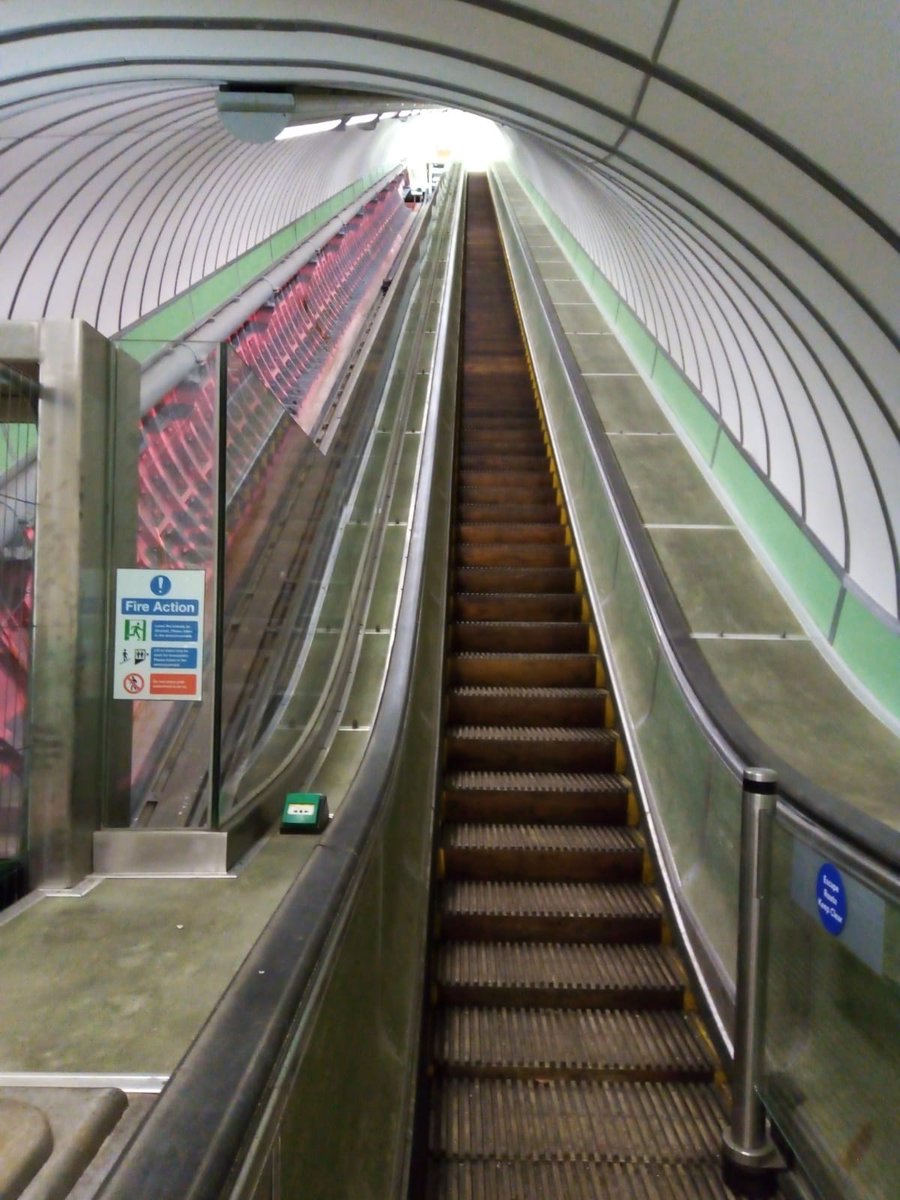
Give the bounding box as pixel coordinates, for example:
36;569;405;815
0;321;138;889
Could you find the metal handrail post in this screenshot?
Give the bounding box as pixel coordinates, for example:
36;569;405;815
722;767;785;1196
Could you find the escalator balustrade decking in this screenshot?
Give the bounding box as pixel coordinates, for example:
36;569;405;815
421;176;730;1200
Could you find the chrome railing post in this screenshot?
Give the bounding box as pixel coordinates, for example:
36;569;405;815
722;766;785;1196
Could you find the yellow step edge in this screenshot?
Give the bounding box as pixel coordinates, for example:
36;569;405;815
689;1012;727;1086
614;737;627;773
626;790;641;827
603;693;616;728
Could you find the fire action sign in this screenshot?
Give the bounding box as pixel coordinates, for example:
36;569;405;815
113;569;205;701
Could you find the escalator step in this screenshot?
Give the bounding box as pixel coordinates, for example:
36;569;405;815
456;502;561;525
458;452;549;470
456;541;571;568
432;1006;715;1081
440;879;659;941
429;1159;732;1200
446;724;617;771
457;483;557;505
429;1077;724;1160
436;941;684;1009
451;620;588;653
455;521;564;545
454;591;580;621
450;652;598;687
443;769;630;824
443;823;640;854
458;438;546;454
454;565;576;593
442;821;642;882
460;466;553;487
448;684;606;726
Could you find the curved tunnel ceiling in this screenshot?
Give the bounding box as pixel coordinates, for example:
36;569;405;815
0;1;897;625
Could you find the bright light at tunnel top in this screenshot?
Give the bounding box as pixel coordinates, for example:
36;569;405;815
400;110;508;180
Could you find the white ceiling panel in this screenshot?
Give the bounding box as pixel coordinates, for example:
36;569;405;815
661;0;899;227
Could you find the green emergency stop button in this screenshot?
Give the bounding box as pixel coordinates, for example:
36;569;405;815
281;792;330;834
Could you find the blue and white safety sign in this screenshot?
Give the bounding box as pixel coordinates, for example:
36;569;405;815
816;863;847;936
113;568;205;701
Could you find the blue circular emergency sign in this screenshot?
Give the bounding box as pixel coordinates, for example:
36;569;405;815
816;863;846;936
150;574;172;596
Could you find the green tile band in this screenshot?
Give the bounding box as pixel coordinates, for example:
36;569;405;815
114;169;395;365
511;167;899;720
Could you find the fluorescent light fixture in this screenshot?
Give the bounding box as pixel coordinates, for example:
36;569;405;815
379;111;398;120
346;112;378;126
276;118;342;141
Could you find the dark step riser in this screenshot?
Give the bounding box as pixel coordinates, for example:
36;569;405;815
444;794;628;826
459;458;549;476
447;741;616;773
458;505;561;526
460;471;553;491
451;625;588;654
459;489;557;508
457;544;570;569
433;1062;713;1084
450;657;597;688
460;422;542;434
440;913;661;943
459;440;546;456
455;568;575;594
454;595;580;622
443;848;643;882
437;984;683;1011
448;694;606;727
456;524;565;546
460;442;546;456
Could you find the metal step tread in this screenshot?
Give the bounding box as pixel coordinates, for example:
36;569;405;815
444;823;640;854
429;1159;732;1199
442;879;658;920
446;770;629;795
452;620;583;632
437;941;682;992
433;1007;715;1076
453;650;591;660
451;685;603;700
455;590;577;602
458;454;549;465
456;521;561;533
429;1077;725;1160
448;725;616;745
454;568;576;591
457;504;559;518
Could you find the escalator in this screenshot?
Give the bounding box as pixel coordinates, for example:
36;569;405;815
420;175;731;1198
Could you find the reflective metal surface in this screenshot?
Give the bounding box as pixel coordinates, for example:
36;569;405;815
0;322;139;889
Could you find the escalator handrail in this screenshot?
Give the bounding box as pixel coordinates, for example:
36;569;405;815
95;168;465;1200
492;172;899;884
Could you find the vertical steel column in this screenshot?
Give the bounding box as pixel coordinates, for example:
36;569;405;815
210;344;228;829
722;766;785;1196
0;321;138;889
